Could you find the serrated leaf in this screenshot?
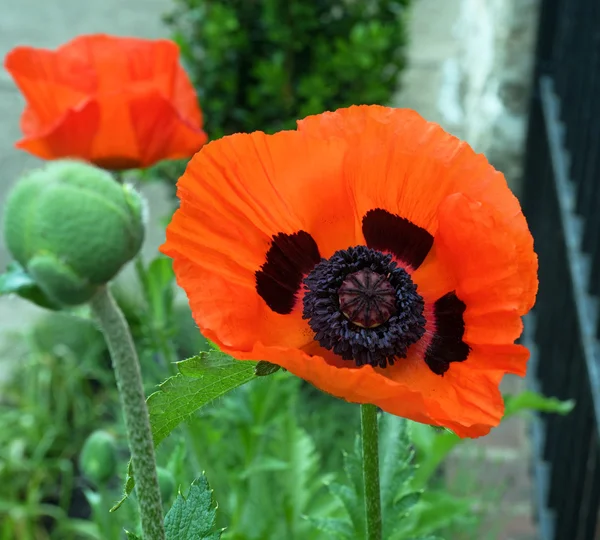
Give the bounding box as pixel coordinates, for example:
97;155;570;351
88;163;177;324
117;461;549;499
112;351;258;510
380;415;414;511
307;517;353;539
164;475;222;540
327;482;359;519
255;360;281;376
504;390;575;417
149;351;258;449
407;491;475;537
393;491;422;514
0;261;59;309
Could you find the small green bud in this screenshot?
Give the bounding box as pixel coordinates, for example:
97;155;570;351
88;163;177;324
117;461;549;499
3;160;145;306
79;430;118;485
156;467;176;503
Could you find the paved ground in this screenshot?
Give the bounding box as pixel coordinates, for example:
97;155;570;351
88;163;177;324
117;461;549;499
0;1;536;538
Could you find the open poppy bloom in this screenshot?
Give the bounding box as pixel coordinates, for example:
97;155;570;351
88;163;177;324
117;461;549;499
4;34;208;170
162;105;538;438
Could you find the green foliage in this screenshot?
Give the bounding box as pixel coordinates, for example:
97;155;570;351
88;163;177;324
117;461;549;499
179;374;340;539
115;350;260;508
148;352;259;448
308;414;468;540
164;0;411;140
0;313;119;539
504;390;575;416
164;475;222;540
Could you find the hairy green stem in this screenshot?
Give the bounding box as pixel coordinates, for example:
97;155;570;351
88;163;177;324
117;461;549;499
90;286;165;540
361;404;382;540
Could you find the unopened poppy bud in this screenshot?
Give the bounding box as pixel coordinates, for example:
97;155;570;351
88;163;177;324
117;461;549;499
3;160;145;306
79;430;118;485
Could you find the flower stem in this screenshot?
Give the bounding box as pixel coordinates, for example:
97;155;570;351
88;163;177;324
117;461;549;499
90;286;165;540
361;403;382;540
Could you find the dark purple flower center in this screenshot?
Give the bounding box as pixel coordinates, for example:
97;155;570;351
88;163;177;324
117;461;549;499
303;246;426;368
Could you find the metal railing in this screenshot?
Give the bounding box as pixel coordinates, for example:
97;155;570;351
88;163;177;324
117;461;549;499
522;0;600;538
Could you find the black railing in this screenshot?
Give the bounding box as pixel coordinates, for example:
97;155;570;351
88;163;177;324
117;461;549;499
522;0;600;539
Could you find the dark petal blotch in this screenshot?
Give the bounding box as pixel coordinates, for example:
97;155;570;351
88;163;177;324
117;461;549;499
424;291;471;375
362;208;434;269
256;231;321;314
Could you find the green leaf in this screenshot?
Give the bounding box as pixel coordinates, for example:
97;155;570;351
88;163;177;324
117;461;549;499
125;531;141;540
164;475;222;540
394;491;422;515
504;390;575;418
255;360;281;376
144;256;175;324
0;261;59;309
307;517;353;539
112;351;258;511
149;351;258;448
410;424;461;489
407;491;475;537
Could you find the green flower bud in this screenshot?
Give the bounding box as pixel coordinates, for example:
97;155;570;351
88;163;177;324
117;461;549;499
79;430;118;485
156;467;176;503
3;160;145;306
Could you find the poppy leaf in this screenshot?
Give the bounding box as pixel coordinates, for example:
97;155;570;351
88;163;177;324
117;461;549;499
305;517;354;539
0;261;60;310
164;474;223;540
255;360;282;376
112;351;258;510
503;390;575;417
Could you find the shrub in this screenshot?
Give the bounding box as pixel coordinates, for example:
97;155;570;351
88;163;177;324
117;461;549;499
165;0;412;139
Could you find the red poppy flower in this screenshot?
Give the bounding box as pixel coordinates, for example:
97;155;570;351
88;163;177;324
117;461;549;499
161;105;538;438
4;34;208;170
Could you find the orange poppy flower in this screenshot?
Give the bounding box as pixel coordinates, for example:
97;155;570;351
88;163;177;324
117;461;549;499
161;105;538;438
4;34;208;170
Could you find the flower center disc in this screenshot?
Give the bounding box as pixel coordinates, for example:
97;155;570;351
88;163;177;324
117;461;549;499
302;246;427;368
338;268;397;328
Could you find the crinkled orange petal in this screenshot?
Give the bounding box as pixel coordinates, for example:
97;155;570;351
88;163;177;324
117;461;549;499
162;129;355;349
436;193;537;316
433;193;537;375
221;341;503;438
411;244;456;303
298;105;522;236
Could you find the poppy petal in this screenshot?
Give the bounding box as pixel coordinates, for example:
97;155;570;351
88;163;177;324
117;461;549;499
433;193;536;375
4;46;95;129
298;105;522;237
91;90;208;170
221;342;504;438
162;130;353;348
16;99;100;161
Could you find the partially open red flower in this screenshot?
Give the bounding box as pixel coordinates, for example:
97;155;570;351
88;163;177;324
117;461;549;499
162;105;538;438
4;34;208;170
